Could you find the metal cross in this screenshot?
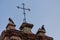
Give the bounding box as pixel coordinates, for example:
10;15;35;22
17;3;30;22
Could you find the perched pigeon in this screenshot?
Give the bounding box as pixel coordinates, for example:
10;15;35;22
9;18;14;24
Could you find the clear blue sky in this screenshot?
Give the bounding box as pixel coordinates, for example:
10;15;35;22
0;0;60;40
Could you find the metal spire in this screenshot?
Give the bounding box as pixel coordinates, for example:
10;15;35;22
17;3;30;22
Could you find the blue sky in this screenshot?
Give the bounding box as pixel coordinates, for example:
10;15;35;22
0;0;60;40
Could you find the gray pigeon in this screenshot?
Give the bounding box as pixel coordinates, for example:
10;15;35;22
9;18;14;24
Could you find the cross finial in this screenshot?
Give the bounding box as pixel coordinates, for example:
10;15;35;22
17;3;30;22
